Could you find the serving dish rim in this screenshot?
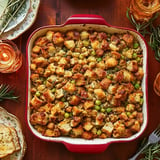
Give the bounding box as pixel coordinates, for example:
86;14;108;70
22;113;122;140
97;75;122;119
26;16;148;150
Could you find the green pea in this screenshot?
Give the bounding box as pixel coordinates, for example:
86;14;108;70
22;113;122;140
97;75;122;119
64;112;70;118
91;50;96;56
133;42;139;49
95;105;101;111
140;98;144;104
107;75;111;79
61;97;66;102
35;91;40;97
132;53;137;58
51;88;56;93
71;80;75;84
134;83;140;89
106;108;112;113
97;130;102;135
136;57;141;62
101;108;105;112
95;100;101;105
121;55;125;59
83;40;89;46
126;112;131;116
97;57;102;62
79;54;84;59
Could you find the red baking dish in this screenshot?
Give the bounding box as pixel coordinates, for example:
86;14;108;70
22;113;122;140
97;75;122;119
26;14;148;153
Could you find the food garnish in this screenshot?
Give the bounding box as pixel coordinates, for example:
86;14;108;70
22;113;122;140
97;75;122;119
0;0;26;35
140;139;160;160
0;84;19;101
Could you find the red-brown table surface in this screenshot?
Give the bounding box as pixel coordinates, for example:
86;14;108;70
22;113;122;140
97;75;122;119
0;0;160;160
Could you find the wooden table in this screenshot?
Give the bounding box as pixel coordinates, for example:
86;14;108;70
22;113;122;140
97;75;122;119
0;0;160;159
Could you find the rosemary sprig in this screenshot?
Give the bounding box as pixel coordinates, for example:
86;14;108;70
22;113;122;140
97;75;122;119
0;84;19;101
0;0;26;35
149;24;160;62
126;8;159;36
140;141;160;160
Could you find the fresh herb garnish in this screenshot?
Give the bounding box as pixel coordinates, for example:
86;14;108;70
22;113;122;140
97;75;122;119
126;8;160;62
0;84;19;101
149;24;160;62
0;0;26;35
140;140;160;160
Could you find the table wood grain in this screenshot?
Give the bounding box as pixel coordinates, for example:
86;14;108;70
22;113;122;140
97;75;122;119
0;0;160;159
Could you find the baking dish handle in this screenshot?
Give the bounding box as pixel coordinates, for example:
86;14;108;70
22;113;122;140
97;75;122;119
64;142;110;153
64;14;111;26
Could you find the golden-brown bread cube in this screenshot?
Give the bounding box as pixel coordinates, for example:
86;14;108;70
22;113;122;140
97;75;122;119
30;63;36;71
107;84;118;94
130;120;141;132
80;31;89;40
53;32;64;45
113;121;126;138
96;61;105;69
66;31;80;40
94;89;106;99
30;96;43;108
55;66;64;75
82;131;93;139
127;60;138;72
84;101;94;110
125;119;135;127
64;40;75;50
100;78;112;90
109;42;119;51
95;68;106;79
84;69;97;79
71;125;84;137
58;57;68;67
102;122;114;137
72;106;82;116
128;92;143;104
111;51;121;59
43;89;55;102
83;121;93;131
30;112;49;125
64;70;72;78
31;73;39;82
112;107;125;114
95;113;105;126
135;67;144;80
70;116;81;127
122;49;133;59
69;95;81;105
91;40;100;50
47;43;56;54
119;112;128;121
122;33;134;45
35;36;49;46
58;120;72;135
32;57;48;67
55;88;64;99
105;57;118;68
46;31;54;41
126;104;135;112
63;82;76;93
32;45;41;53
38;103;53;113
122;70;134;82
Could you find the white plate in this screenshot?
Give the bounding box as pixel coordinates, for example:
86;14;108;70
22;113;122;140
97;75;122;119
0;0;30;33
0;0;40;40
0;107;26;160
